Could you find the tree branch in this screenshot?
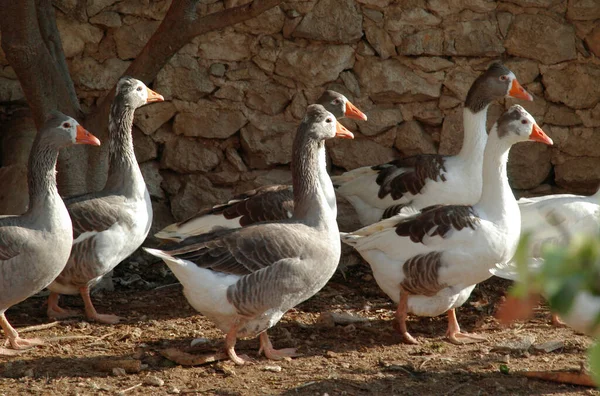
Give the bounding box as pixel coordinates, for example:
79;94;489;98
82;0;283;191
0;0;80;127
35;0;80;113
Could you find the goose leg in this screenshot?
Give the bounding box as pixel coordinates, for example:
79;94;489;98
225;322;252;365
0;313;43;353
446;308;486;344
80;286;121;324
394;288;418;344
258;332;298;360
46;292;79;319
551;313;566;327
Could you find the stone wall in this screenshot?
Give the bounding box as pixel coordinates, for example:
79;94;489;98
1;0;600;235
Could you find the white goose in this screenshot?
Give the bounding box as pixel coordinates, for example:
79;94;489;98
332;63;533;226
144;105;353;365
492;187;600;328
341;105;553;344
154;90;366;242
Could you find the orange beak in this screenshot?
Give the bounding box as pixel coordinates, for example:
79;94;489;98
508;79;533;101
146;87;164;103
75;125;101;146
529;124;553;145
336;121;354;139
344;101;368;121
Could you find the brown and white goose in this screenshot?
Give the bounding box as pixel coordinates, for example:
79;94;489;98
154;90;366;242
144;104;354;365
0;112;100;355
45;77;163;324
341;106;553;344
332;63;533;226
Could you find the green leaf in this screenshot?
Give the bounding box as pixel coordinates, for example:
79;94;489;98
499;364;509;375
587;342;600;387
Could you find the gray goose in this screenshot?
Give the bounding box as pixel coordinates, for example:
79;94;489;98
144;104;354;365
46;77;164;324
332;63;533;226
0;112;100;355
154;90;367;242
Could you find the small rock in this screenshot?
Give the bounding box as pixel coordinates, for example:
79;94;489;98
143;375;164;387
499;354;510;364
317;311;370;327
263;365;282;372
492;335;536;353
344;324;356;333
341;362;350;369
167;386;181;394
190;338;211;347
112;367;126;376
533;340;565;353
209;63;226;77
325;350;338;359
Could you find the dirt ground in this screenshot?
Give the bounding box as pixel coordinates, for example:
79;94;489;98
0;258;597;396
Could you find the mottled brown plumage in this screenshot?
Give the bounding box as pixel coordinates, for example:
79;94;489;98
394;205;480;243
374;155;447;200
400;252;444;296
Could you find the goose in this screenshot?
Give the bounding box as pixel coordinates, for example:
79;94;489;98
144;104;354;365
341;105;553;344
492;187;600;327
45;77;164;324
332;63;533;226
0;112;100;355
154;90;367;242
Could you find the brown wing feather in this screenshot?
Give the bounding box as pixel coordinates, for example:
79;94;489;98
177;185;294;228
157;223;304;276
373;155;447;200
394;205;480;243
67;195;130;239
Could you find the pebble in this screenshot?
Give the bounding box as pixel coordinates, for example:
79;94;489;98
492;335;536;353
143;375;165;387
533;340;564;353
112;368;126;376
263;365;282;373
190;337;210;347
167;385;181;394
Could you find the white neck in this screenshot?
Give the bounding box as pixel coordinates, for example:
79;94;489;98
456;107;489;165
318;146;337;218
475;126;518;224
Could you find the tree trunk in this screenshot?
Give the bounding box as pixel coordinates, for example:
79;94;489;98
1;0;284;194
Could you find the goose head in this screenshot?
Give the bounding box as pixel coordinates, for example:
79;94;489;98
496;105;553;146
317;90;367;121
42;111;101;148
466;63;533;112
301;104;355;142
115;76;164;110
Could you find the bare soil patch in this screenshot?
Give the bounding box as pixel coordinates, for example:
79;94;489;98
0;262;596;395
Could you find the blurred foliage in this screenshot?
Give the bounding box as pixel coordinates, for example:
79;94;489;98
510;231;600;386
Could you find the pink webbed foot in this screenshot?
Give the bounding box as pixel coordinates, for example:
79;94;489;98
47;292;80;319
446;308;486;345
259;332;299;360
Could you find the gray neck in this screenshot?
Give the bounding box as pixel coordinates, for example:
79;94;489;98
291;135;334;227
104;103;143;195
26;137;60;214
475;128;518;223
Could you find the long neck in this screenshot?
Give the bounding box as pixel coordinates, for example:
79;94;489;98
291;136;334;227
104;103;143;194
27;137;60;214
456;106;489;163
475;128;517;222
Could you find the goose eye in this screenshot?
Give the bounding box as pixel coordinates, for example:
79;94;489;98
500;75;508;81
521;119;528;124
332;99;340;105
62;122;71;128
325;118;332;123
136;86;143;91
